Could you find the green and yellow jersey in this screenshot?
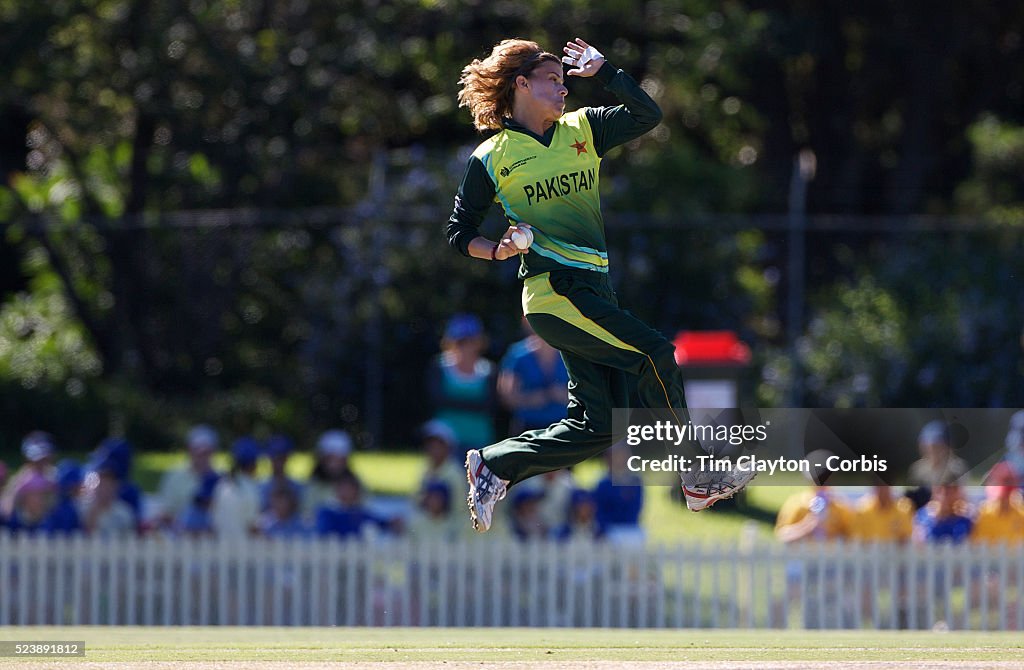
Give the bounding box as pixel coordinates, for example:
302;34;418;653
447;61;662;279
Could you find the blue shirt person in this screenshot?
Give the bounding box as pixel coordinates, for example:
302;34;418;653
592;445;644;544
498;320;570;434
913;483;973;545
315;471;389;540
41;460;84;535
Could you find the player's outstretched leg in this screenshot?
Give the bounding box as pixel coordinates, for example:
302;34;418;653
465;449;509;532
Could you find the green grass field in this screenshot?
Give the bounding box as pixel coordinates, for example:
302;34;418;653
0;627;1021;667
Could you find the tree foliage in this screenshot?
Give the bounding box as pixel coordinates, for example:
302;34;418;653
1;1;1023;450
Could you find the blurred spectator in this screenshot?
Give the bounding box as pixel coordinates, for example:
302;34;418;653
157;425;220;525
972;466;1024;545
417;420;466;503
983;411;1024;493
1;431;57;517
406;480;461;542
6;473;57;534
89;437;143;529
552;488;604;541
177;471;220;537
913;481;973;545
426;313;497;460
775;486;854;543
315;470;388;540
210;437;263;539
80;462;136;538
306;430;355;513
593;445;644;543
532;469;577;532
497;317;569;434
509;487;547;541
852;485;913;544
41;460;84;535
774;484;856;628
259;481;310;539
260;434;305;513
906;421;968;509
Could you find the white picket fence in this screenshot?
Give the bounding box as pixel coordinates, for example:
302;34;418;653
0;533;1021;630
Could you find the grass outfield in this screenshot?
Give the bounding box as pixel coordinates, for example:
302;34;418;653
0;627;1022;666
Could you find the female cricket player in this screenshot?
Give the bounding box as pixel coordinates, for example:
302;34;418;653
447;37;754;531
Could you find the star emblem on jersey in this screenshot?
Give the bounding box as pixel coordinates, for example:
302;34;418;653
571;139;588;156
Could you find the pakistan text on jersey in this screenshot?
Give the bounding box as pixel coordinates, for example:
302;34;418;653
523;169;597;206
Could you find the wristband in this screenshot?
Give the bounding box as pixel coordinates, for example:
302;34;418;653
490;243;499;261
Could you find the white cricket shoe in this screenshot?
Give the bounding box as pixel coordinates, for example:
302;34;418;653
681;463;756;511
465;449;508;532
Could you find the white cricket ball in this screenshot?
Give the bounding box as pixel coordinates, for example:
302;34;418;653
510;227;534;250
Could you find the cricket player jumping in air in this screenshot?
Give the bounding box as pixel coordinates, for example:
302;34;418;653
447;37;755;531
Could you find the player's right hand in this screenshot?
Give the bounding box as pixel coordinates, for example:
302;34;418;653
496;223;530;260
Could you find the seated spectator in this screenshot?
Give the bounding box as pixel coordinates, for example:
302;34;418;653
906;421;968;509
80;462;136;538
41;460;84;535
315;471;388;540
89;438;143;530
852;485;913;544
497;317;569;435
260;434;305;513
510;487;547;541
306;430;355;514
552;489;604;542
6;473;57;534
157;425;220;526
417;420;466;503
426;314;497;461
259;481;310;539
775;486;854;543
177;471;220;537
972;466;1024;545
913;481;973;545
593;445;644;542
533;469;577;532
210;437;263;539
2;431;57;518
406;480;461;542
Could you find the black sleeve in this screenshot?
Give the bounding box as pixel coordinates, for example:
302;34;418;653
585;61;663;157
446;155;496;256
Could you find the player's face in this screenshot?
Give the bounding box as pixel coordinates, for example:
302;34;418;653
525;61;567;119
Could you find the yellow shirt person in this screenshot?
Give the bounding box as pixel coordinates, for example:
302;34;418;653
775;487;854;543
971;489;1024;546
852;486;913;543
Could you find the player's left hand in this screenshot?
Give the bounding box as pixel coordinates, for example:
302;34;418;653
562;38;605;77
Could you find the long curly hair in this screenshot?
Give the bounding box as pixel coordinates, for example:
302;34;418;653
457;39;561;132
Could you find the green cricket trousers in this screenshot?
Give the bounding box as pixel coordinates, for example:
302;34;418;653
481;268;694;486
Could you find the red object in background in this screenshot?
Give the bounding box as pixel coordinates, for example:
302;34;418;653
673;330;751;366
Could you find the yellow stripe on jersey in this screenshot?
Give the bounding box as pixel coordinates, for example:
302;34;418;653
521;273;640;353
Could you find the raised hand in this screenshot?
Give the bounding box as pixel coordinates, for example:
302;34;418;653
562;38;605;77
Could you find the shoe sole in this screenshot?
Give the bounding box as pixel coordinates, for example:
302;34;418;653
683;473;757;512
465;450;488;532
